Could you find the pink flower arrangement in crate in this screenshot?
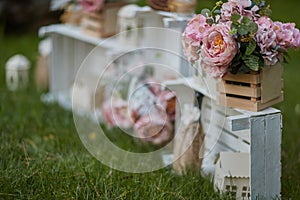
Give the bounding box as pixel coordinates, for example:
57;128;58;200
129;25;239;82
183;0;300;78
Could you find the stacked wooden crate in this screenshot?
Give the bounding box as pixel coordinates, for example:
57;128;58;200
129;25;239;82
81;2;126;38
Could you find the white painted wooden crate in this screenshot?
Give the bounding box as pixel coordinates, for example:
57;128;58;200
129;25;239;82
164;78;282;199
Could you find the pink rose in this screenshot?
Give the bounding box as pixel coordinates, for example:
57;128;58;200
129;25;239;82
255;17;279;65
274;22;300;50
102;98;133;129
134;106;173;145
200;23;238;78
79;0;104;12
182;14;210;64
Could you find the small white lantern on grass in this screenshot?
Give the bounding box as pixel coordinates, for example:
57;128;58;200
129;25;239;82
6;54;31;91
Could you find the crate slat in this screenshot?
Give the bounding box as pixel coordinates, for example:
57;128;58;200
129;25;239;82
217;81;260;97
222;72;260;84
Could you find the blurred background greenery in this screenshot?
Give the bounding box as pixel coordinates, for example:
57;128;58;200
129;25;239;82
0;0;299;199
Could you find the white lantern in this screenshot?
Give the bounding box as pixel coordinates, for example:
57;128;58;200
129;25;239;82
6;54;31;91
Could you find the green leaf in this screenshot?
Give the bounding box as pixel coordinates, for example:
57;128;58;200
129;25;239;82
231;14;241;22
242;55;260;71
214;9;221;14
241;16;251;25
201;8;210;16
229;28;238;36
249;22;258;33
238;26;249;35
245;39;257;55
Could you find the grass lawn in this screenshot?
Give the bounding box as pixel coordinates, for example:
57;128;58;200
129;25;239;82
1;0;300;199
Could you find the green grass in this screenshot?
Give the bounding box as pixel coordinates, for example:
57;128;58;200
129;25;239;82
1;0;300;198
0;35;226;199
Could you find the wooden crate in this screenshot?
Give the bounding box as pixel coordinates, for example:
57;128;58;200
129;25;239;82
81;2;126;38
217;63;283;112
61;10;82;26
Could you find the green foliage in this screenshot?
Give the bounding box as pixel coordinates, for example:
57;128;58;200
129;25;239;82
245;39;257;56
201;8;211;17
252;0;272;16
242;54;260;71
229;14;261;73
231;15;258;36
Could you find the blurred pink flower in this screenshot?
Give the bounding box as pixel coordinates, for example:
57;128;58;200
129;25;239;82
182;14;210;64
255;17;278;65
134;106;173;145
102;98;133;129
200;23;238;78
182;35;200;64
157;90;176;121
79;0;104;12
274;22;300;50
221;0;259;22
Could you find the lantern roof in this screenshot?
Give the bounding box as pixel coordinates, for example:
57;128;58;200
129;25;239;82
6;54;30;70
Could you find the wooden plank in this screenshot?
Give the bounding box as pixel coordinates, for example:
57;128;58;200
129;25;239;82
84;12;104;20
217;82;260;97
82;17;104;29
261;63;283;103
227;114;250;131
265;114;281;199
218;129;250;152
222;73;260;84
258;92;284;111
235;107;281;118
49;33;60;93
250;116;266;199
217;95;257;111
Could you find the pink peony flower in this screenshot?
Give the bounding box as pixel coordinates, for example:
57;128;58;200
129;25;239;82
134;106;173;145
79;0;104;12
183;14;210;46
221;0;259;22
255;17;279;65
182;14;210;64
274;22;300;50
200;23;238;78
102;98;133;129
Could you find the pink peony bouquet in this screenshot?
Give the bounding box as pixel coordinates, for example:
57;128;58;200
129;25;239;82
102;79;176;146
183;0;300;78
78;0;104;12
130;80;176;145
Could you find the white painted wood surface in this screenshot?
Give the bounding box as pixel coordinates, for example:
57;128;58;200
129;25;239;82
165;78;282;199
